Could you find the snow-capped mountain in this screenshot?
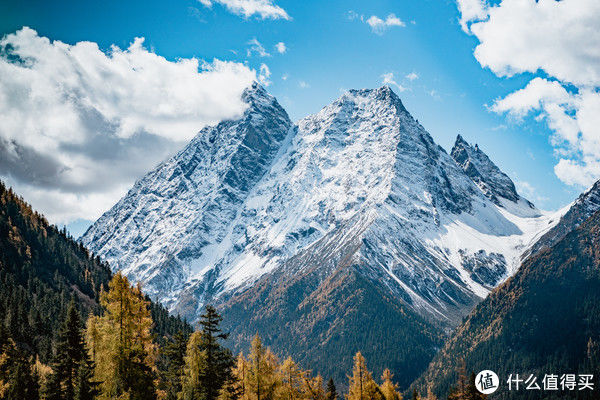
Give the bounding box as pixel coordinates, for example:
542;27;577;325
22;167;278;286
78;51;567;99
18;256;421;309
81;84;560;326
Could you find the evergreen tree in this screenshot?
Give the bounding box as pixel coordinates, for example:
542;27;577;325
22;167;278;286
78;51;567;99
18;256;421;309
218;353;246;400
346;352;382;400
6;356;39;400
162;331;189;400
74;361;99;400
325;378;337;400
44;372;63;400
179;306;234;400
48;300;90;400
379;370;401;400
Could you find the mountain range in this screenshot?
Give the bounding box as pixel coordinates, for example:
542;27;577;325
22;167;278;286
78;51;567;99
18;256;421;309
80;83;600;387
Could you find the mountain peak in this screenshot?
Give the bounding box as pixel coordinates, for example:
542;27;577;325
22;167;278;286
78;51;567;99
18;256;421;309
451;134;528;207
336;85;408;115
241;81;281;112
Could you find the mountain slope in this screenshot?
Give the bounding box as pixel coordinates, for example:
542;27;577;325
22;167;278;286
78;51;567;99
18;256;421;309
82;85;555;329
414;206;600;399
81;83;293;310
221;255;444;390
0;180;190;362
528;180;600;257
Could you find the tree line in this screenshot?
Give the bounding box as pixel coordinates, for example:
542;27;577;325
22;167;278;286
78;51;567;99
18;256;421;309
0;179;189;366
0;272;486;400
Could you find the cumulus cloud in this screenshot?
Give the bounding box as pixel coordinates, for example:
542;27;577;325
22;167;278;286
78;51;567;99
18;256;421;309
275;42;287;54
348;11;406;35
456;0;600;188
366;14;405;34
457;0;488;32
198;0;289;20
0;27;256;224
247;38;270;57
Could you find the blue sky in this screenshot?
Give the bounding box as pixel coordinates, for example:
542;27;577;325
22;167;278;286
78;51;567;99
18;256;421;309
0;0;592;235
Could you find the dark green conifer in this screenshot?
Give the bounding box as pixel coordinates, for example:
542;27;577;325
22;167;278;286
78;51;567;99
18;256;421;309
180;305;234;400
326;378;337;400
48;300;93;400
163;331;189;400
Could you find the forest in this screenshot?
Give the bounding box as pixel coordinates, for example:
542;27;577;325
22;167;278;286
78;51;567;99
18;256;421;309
0;271;486;400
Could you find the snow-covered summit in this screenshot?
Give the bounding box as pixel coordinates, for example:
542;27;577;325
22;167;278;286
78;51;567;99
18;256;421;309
82;84;562;325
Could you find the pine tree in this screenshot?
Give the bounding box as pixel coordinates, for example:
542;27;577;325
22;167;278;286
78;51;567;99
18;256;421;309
303;375;325;400
6;356;39;400
379;370;401;400
246;335;279;400
44;372;63;400
279;357;305;400
179;331;203;400
346;352;382;400
325;378;337;400
0;337;40;400
163;331;189;400
218;353;246;400
48;300;90;400
86;272;157;400
447;363;485;400
179;306;234;400
74;361;99;400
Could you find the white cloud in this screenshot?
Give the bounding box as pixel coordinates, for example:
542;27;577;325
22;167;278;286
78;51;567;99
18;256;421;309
457;0;488;32
456;0;600;188
0;27;256;224
281;73;289;81
348;11;406;35
366;14;405;35
247;38;270;57
298;81;310;89
470;0;600;86
258;63;271;86
275;41;287;54
199;0;289;20
405;71;419;81
381;72;407;92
